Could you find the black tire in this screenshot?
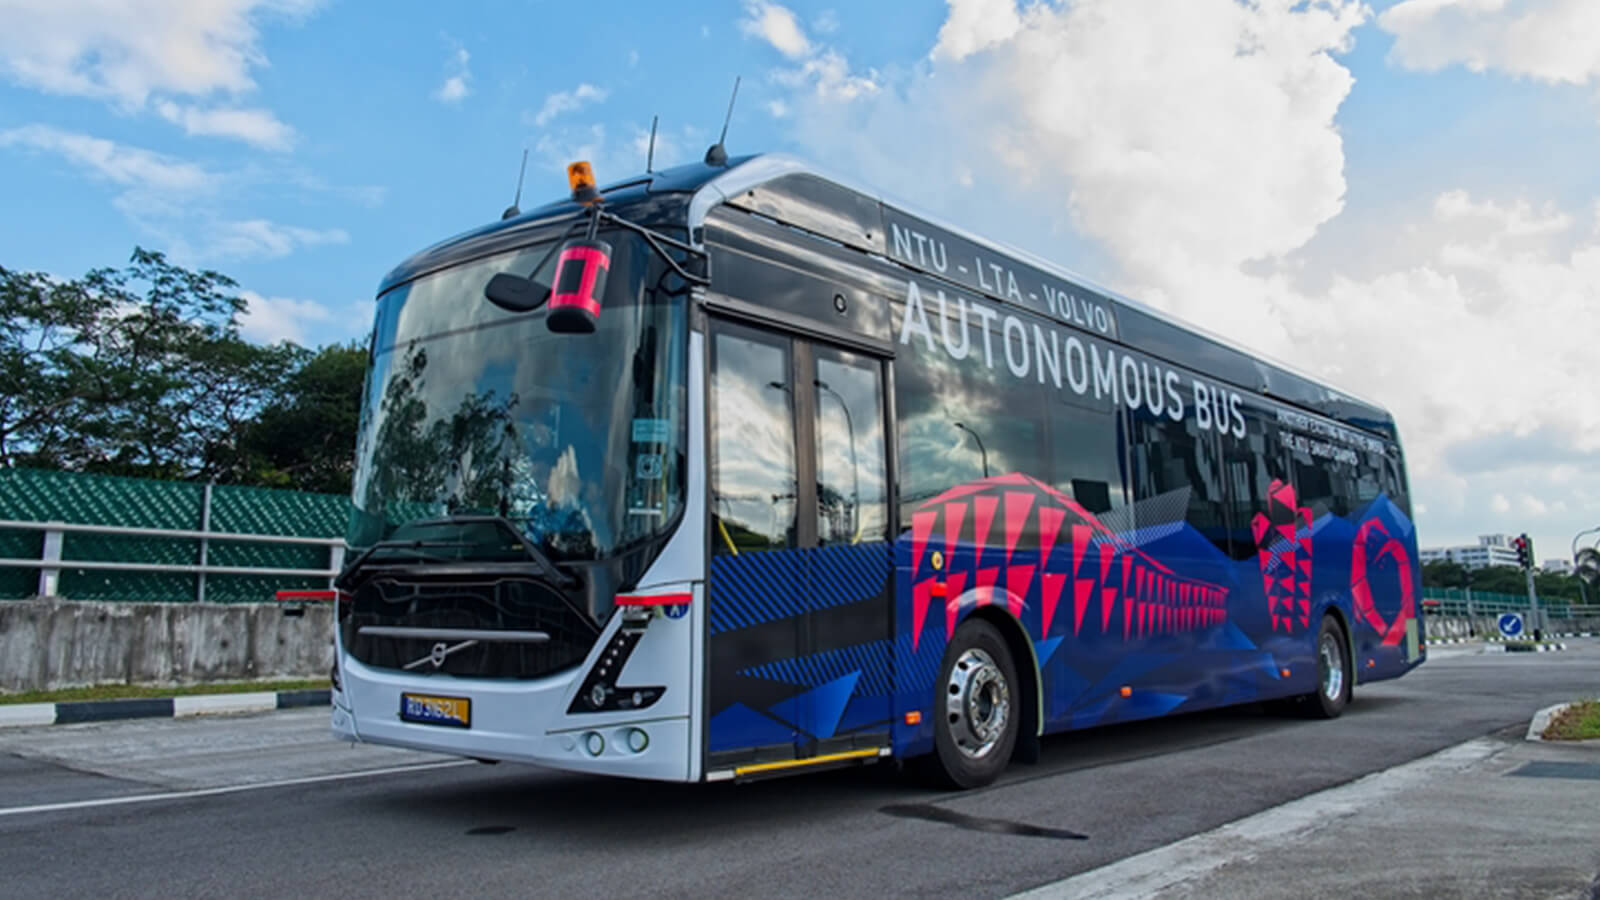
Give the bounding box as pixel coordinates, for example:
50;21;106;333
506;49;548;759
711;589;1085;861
1302;615;1352;719
928;619;1020;789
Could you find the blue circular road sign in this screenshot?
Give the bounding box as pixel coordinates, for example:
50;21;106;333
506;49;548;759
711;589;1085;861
1497;612;1524;638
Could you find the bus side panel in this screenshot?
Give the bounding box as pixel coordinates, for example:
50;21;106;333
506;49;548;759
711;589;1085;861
886;281;1423;757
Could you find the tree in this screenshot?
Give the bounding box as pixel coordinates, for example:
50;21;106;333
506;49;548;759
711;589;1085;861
226;342;366;494
1421;559;1470;589
1;248;345;487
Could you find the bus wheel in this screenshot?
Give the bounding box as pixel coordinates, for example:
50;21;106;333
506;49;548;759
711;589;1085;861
931;619;1019;789
1304;615;1351;719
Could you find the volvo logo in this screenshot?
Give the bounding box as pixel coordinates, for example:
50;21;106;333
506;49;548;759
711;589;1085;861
403;639;478;671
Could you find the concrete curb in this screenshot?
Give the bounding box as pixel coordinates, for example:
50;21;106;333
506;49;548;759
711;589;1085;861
1527;703;1569;741
0;689;330;729
1483;642;1567;653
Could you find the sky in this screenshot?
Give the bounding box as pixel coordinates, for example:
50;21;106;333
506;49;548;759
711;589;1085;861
1;0;1597;567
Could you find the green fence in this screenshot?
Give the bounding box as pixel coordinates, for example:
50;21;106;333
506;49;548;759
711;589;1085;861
0;468;347;603
1422;587;1577;621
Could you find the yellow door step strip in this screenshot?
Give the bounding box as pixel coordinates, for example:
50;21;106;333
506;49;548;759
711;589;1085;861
733;747;884;778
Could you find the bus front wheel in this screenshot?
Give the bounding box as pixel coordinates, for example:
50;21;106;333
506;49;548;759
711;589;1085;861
929;619;1019;789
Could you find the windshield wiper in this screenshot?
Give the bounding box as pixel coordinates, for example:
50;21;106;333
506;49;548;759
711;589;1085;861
337;517;578;591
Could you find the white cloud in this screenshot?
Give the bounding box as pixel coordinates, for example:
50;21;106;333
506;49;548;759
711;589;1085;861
154;101;295;150
0;124;346;264
238;289;334;344
0;124;213;191
433;44;472;104
0;0;314;145
749;0;1600;560
531;83;609;127
813;10;840;36
195;219;348;261
1379;0;1600;84
932;0;1021;61
740;0;812;60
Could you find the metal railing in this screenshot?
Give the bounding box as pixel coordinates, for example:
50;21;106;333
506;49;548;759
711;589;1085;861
0;518;344;603
1421;587;1579;621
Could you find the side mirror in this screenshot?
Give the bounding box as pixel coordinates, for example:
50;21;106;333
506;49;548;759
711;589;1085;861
484;273;548;312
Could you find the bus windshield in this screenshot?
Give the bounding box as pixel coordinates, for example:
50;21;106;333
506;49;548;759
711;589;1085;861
346;230;688;563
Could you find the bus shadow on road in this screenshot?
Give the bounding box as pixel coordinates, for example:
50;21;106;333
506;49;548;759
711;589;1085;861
353;697;1417;842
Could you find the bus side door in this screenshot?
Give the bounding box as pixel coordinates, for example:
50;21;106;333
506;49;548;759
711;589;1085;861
705;316;894;772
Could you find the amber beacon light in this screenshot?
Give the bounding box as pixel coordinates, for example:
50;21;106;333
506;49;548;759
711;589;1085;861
546;160;612;333
567;161;601;205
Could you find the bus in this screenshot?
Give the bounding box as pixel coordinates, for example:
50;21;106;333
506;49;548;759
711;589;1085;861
326;152;1425;788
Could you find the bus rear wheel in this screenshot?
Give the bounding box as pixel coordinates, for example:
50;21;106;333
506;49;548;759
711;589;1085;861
1303;615;1351;719
929;619;1019;789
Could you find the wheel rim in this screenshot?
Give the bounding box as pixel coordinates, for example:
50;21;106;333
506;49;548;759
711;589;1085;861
1319;632;1345;702
945;647;1010;760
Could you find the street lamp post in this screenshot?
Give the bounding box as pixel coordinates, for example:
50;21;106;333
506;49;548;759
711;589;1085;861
815;380;859;540
953;422;989;479
1573;525;1600;607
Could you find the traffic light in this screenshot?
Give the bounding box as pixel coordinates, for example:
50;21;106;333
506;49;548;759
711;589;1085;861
1513;533;1532;570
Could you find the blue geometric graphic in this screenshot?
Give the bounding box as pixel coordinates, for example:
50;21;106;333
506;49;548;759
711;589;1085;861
768;672;860;740
709;542;891;634
740;640;893;696
707;702;796;752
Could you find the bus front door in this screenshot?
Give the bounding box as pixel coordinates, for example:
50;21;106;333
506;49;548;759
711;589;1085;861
705;317;894;774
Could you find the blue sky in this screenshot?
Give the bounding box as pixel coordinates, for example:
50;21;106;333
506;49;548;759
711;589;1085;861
2;0;1598;564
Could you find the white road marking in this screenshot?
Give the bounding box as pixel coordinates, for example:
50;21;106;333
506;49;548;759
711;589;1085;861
1009;737;1504;900
0;759;476;819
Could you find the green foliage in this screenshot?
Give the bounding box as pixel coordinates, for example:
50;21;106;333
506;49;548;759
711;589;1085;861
225;342;366;494
1420;559;1588;604
1;249;365;495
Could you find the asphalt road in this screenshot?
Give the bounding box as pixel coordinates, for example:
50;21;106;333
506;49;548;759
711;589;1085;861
2;641;1596;899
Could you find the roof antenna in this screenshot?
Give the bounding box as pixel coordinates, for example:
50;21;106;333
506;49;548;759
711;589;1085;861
703;76;740;167
646;115;658;173
501;148;529;220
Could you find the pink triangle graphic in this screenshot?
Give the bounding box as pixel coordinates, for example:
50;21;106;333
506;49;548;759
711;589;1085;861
944;570;969;639
911;579;932;651
1037;506;1066;568
911;509;937;577
1004;492;1035;563
972;496;999;565
1074;577;1094;635
944;502;968;560
1006;564;1034;619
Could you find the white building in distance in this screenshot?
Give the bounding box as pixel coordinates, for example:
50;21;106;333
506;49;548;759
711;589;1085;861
1419;534;1525;571
1541;558;1574;575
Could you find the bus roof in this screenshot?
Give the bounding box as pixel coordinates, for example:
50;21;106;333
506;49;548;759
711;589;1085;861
690;154;1394;437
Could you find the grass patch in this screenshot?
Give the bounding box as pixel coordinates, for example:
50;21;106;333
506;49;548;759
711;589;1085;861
0;679;330;706
1542;699;1600;741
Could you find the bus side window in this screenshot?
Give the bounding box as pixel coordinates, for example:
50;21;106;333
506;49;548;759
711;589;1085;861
1049;400;1126;518
1221;401;1291;561
1128;408;1227;556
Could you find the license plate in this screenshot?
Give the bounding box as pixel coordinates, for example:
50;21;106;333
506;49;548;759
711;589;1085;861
400;693;471;728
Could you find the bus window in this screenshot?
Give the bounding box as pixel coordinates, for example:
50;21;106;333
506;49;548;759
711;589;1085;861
710;326;798;554
1130;409;1228;555
1048;402;1126;517
814;349;888;546
1222;401;1291;561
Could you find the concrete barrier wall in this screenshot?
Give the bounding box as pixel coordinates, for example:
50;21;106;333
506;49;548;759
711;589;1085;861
0;598;332;693
1424;613;1600;640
